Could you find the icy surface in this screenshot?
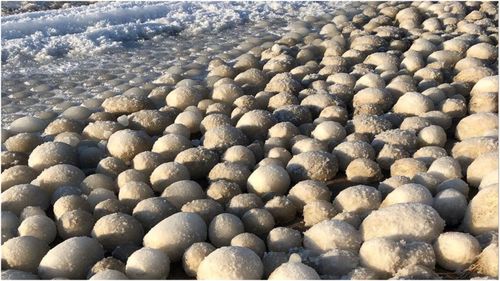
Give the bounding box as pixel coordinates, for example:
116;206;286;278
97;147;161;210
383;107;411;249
1;1;343;125
2;1;340;66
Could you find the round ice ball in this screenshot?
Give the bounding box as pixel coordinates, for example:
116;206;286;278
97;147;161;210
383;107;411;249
197;246;264;279
38;237;104;279
143;212;207;262
125;247;170;279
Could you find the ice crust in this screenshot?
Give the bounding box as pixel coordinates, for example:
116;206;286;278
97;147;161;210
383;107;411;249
2;1;340;64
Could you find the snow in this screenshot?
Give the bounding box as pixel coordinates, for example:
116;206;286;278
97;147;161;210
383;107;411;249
1;1;341;65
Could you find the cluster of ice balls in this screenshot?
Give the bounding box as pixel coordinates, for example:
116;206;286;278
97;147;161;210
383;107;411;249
1;1;499;280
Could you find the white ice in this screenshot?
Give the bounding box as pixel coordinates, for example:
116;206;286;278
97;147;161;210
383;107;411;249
1;1;340;65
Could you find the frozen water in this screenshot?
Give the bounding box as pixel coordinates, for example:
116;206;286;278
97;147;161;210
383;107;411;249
1;1;343;125
2;1;341;66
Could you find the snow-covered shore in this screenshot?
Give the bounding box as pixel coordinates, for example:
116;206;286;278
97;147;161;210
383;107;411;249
1;1;341;65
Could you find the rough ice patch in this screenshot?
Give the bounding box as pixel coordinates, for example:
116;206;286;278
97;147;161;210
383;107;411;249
1;1;340;65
